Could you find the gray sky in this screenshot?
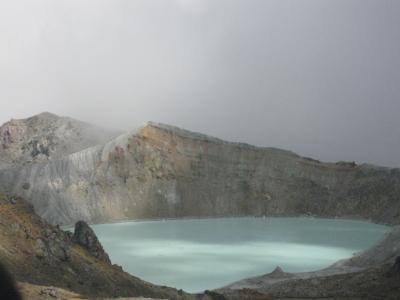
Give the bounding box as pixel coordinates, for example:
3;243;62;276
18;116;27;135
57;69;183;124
1;0;400;167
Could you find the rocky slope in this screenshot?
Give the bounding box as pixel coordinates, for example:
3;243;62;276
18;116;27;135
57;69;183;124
219;261;400;300
17;282;163;300
0;192;193;299
0;114;400;225
218;226;400;299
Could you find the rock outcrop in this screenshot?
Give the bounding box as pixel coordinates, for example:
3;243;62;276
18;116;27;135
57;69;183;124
0;112;120;169
72;220;110;264
0;114;400;226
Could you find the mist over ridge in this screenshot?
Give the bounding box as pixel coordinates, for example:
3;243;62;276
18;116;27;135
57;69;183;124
1;0;400;167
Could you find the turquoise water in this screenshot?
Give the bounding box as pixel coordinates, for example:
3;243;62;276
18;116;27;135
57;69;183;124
90;217;388;293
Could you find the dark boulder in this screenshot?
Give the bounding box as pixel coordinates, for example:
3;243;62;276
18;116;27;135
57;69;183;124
72;221;111;264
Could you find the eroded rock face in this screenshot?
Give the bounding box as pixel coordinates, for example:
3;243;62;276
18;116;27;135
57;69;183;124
72;221;110;264
0;115;400;226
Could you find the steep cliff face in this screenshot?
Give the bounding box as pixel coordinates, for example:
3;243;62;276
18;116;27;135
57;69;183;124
1;115;400;226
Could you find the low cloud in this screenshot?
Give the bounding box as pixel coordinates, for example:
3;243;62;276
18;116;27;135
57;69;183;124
0;0;399;167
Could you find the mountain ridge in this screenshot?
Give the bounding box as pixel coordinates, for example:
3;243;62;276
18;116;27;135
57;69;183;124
0;112;400;226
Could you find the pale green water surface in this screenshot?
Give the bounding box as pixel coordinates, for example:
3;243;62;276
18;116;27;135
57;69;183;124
90;217;388;292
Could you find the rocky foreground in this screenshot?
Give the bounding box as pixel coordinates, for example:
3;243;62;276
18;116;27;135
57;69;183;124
0;193;196;300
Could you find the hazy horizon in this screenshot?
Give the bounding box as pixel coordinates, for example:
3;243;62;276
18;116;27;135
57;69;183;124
1;0;400;167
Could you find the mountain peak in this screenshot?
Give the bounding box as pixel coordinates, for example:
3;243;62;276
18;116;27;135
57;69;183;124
35;111;59;118
0;113;119;168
